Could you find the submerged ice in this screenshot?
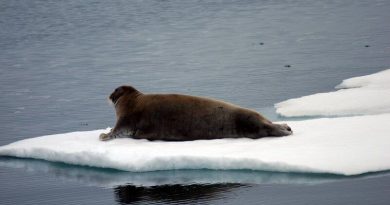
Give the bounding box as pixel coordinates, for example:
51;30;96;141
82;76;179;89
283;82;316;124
1;69;390;176
0;157;354;187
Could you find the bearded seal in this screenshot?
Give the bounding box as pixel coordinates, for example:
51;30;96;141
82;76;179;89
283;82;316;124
99;85;292;141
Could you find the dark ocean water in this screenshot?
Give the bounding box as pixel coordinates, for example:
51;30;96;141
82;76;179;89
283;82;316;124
1;0;390;204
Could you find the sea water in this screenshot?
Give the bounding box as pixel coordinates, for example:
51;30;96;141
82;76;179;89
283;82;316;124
1;0;390;204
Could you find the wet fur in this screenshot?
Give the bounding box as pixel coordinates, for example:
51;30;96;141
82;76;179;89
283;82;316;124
100;86;292;141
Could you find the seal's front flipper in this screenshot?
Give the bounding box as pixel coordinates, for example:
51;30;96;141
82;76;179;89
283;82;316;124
99;133;114;141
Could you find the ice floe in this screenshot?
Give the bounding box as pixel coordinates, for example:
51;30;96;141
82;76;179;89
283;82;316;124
1;113;390;175
275;69;390;117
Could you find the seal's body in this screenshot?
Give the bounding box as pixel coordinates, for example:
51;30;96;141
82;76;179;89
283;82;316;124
99;86;292;141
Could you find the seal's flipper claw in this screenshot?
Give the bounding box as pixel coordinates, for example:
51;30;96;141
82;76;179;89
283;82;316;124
99;133;114;141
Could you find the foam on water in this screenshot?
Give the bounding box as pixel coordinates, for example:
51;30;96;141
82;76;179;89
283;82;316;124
275;69;390;117
1;69;390;176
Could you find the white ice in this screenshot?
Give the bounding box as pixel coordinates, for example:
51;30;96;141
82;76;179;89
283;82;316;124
1;113;390;175
275;69;390;117
1;69;390;176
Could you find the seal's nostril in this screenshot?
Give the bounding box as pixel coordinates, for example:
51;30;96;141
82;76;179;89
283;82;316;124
287;127;291;131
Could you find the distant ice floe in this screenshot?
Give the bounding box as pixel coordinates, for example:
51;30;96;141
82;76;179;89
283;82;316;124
1;69;390;176
275;69;390;117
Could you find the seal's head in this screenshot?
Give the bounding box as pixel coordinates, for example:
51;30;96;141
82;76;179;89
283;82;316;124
268;123;293;137
109;85;139;106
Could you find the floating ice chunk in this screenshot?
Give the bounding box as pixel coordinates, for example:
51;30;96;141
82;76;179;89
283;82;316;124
275;69;390;117
335;69;390;89
1;113;390;176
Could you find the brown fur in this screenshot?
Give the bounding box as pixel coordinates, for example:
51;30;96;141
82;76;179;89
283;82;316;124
99;85;292;141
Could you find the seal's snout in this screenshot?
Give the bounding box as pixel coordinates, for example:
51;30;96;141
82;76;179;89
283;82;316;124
284;124;292;132
270;123;293;136
282;123;293;135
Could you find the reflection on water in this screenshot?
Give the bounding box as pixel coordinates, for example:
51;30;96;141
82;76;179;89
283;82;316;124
1;157;390;205
114;184;244;205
